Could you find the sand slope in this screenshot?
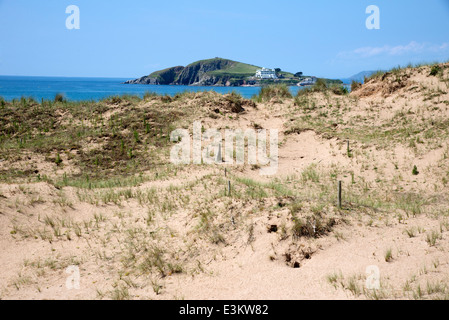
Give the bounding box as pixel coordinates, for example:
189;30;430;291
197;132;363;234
1;63;449;300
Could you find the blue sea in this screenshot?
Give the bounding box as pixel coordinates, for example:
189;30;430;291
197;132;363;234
0;76;306;102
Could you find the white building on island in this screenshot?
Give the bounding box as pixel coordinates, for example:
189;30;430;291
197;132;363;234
298;77;318;86
255;68;278;79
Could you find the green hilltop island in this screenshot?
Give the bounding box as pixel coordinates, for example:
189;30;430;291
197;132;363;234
124;57;342;87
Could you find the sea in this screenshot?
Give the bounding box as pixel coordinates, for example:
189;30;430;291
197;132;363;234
0;76;309;102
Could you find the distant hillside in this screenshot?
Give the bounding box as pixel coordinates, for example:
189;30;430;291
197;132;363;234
125;57;342;87
125;58;261;86
343;70;383;84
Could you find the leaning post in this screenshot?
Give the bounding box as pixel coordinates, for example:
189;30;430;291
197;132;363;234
338;181;342;209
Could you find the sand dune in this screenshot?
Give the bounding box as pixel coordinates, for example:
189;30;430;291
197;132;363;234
1;63;449;300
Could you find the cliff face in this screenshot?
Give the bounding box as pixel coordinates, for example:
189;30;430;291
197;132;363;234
175;59;234;85
124;58;255;86
124;66;184;85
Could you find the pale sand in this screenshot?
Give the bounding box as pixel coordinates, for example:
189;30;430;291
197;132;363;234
1;63;449;300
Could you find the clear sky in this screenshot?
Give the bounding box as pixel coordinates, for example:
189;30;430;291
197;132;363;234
1;0;449;79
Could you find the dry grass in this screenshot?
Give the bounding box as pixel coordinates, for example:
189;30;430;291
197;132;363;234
1;63;449;299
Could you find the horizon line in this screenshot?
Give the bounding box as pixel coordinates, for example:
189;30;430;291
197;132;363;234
0;74;137;80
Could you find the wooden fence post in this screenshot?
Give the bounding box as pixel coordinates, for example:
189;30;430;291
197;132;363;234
338;181;342;209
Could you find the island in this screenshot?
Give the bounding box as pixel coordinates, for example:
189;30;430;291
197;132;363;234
124;57;342;87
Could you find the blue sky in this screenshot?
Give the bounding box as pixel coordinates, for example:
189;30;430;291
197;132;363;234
1;0;449;79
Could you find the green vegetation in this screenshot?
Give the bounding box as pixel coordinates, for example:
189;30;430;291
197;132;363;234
130;57;342;87
0;90;257;184
209;60;260;76
288;64;449;151
430;65;442;76
3;60;449;299
54;93;65;103
365;61;449;83
351;80;362;92
0;94;184;182
297;78;348;97
384;248;393;262
252;84;292;103
140;58;261;86
426;230;442;247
